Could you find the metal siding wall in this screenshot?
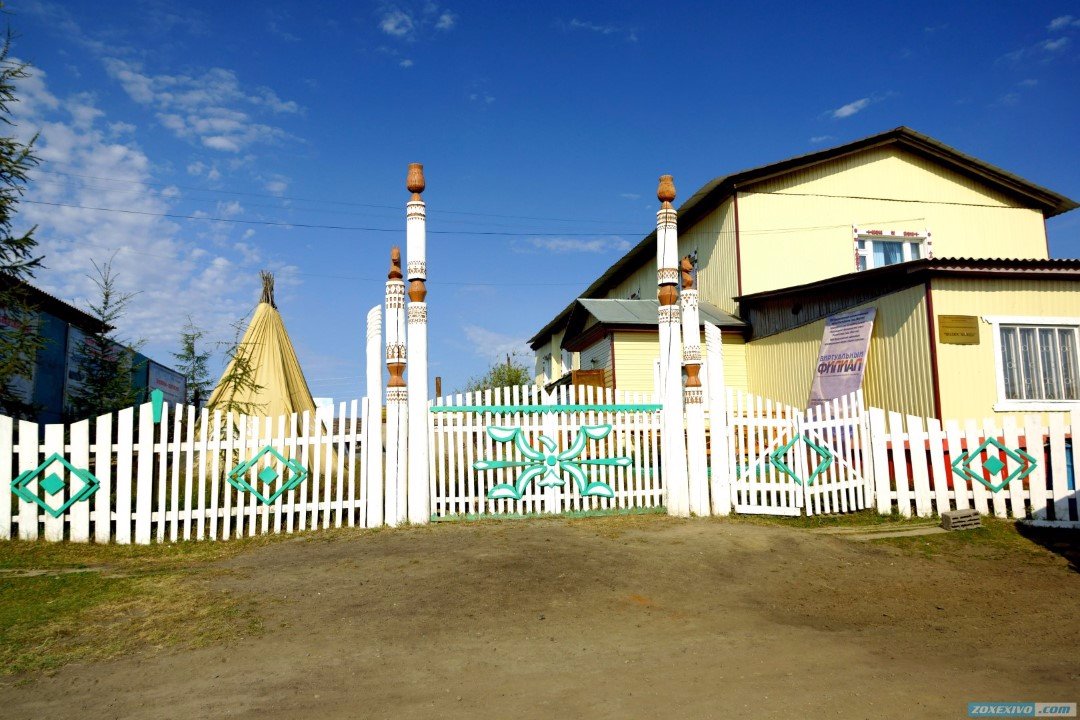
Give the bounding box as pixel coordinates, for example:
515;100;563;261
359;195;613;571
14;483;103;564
579;335;612;387
606;202;739;314
737;146;1047;297
611;330;747;394
931;277;1080;420
746;285;934;416
31;313;70;424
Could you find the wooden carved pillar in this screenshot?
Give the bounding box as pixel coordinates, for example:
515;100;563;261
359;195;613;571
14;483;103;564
405;163;431;524
680;254;709;515
384;247;407;526
655;175;690;518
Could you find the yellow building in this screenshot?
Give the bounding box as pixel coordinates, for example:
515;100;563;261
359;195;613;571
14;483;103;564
529;127;1079;420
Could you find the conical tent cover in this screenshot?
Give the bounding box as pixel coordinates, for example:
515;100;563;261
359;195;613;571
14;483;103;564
206;272;317;420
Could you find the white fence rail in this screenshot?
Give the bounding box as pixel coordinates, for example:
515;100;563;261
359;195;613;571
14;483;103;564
722;390;871;517
1;399;371;544
429;384;662;518
868;408;1079;526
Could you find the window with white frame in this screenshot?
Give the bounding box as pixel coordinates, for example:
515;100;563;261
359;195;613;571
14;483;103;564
991;317;1079;405
853;228;931;271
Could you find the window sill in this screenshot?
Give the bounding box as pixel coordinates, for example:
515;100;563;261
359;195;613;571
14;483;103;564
993;400;1080;412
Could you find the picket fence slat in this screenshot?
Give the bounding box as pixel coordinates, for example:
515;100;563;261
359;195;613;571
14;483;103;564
0;415;11;540
70;420;91;543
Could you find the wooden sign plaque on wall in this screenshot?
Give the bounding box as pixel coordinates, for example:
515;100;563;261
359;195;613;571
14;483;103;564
937;315;980;345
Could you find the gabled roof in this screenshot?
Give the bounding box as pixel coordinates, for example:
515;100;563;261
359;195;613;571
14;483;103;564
528;127;1078;348
560;298;744;349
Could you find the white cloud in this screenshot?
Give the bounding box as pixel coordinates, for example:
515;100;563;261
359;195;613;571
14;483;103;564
400;58;414;68
1040;37;1069;51
264;176;289;195
379;9;415;37
102;58;298;152
562;18;638;42
620;192;641;200
462;325;528;362
526;237;631;254
1047;15;1080;30
435;11;456;30
830;97;871;119
378;4;457;40
12;65;262;363
810;135;835;144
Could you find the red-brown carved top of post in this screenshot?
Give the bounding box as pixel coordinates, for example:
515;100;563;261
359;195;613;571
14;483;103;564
657;174;675;207
407;163;425;200
680;255;694;289
389;247;403;280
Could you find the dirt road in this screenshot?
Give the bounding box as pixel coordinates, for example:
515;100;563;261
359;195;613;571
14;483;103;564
2;516;1077;719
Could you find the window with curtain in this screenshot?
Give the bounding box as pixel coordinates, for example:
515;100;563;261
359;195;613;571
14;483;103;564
998;324;1079;401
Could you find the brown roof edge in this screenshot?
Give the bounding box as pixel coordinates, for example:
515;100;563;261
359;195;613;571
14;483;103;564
0;275;109;333
528;127;1079;347
736;257;1080;305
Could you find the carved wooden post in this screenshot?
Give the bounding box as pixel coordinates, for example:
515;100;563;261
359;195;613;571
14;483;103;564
384;248;407;526
680;255;709;515
405;163;430;524
656;175;690;517
364;305;384;527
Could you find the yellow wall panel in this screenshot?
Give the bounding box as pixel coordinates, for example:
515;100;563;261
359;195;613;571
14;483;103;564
746;285;934;416
611;330;747;394
931;277;1080;420
737;147;1047;296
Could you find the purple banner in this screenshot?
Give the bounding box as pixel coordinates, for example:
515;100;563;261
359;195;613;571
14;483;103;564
808;307;876;409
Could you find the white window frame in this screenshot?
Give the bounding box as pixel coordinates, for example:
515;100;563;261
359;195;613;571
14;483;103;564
987;315;1080;411
852;227;932;271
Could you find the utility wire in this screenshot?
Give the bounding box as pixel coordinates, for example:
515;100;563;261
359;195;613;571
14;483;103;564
32;168;637;225
23;199;634;236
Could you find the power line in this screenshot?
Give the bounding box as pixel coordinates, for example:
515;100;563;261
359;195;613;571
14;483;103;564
23;199;634;236
33;168;638;225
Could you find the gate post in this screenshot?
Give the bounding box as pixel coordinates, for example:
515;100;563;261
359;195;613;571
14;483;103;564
704;322;731;515
364;306;384;527
405;163;431;525
655;175;690;517
384;248;408;526
680;257;709;516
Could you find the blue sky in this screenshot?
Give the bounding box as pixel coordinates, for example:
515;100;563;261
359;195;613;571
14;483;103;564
8;0;1080;400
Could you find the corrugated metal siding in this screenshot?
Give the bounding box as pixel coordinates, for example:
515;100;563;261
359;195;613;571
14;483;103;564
579;335;613;388
611;330;748;394
606;202;739;315
931;277;1080;420
746;285;934;416
737;146;1047;296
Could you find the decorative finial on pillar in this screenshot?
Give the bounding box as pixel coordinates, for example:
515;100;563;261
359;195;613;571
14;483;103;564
657;174;676;207
407;163;426;200
389;246;403;280
680;255;694;290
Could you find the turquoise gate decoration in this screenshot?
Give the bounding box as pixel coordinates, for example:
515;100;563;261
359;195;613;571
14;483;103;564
473;425;632;501
767;434;834;487
12;453;101;518
950;437;1037;492
227;446;309;505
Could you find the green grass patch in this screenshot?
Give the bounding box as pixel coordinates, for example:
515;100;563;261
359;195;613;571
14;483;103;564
872;517;1076;563
713;508;931;530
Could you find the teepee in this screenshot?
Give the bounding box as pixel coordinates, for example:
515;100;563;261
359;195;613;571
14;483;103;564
206;271;317;420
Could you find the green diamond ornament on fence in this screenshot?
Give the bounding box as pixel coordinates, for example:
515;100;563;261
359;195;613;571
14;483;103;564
767;434;834;486
950;437;1036;492
12;453;101;518
473;425;632;501
227;446;309;505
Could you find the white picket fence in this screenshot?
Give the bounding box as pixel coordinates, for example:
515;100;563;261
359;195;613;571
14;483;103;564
868;408;1079;526
429;384;663;517
722;390;871;517
0;399;372;544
